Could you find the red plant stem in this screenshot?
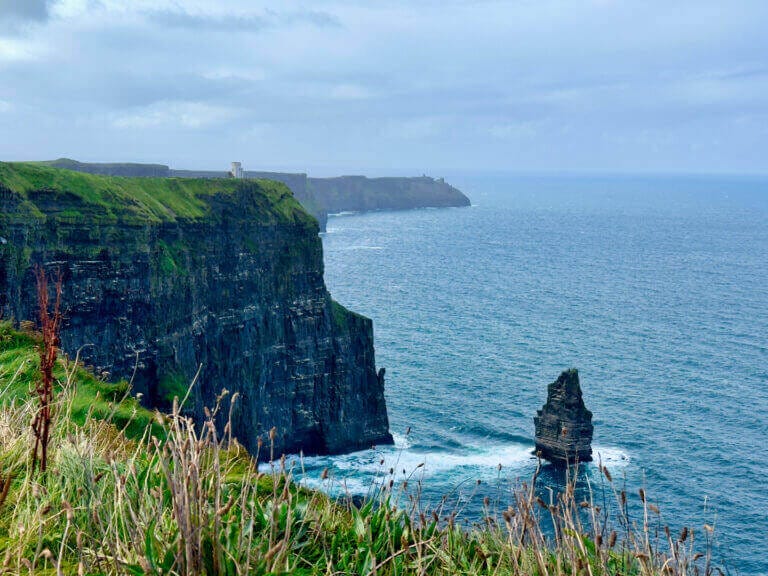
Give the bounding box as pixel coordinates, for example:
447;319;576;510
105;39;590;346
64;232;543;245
32;266;62;473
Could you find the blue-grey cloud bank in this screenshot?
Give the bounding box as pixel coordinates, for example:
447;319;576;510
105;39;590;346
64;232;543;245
1;0;767;175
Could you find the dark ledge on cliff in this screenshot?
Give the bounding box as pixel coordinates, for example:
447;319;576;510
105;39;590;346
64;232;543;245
534;368;593;466
0;161;393;460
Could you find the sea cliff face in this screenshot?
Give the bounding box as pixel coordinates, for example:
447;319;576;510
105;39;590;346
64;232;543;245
170;173;471;231
0;163;393;458
306;175;470;215
40;160;471;232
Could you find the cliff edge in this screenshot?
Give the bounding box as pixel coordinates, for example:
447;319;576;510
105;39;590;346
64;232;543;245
0;162;393;458
40;159;471;231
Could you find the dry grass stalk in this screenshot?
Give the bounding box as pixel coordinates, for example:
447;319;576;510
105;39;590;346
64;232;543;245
30;266;63;473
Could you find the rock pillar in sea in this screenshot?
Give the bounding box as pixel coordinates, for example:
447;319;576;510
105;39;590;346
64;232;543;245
534;368;593;465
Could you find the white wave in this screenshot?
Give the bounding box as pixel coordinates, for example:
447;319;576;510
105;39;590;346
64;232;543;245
591;446;631;468
287;442;537;494
328;211;359;217
338;245;384;251
406;444;534;474
391;431;413;449
272;442;632;497
301;474;372;495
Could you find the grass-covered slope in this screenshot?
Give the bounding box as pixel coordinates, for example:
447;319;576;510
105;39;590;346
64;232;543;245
0;322;158;443
0;162;315;226
39;158;171;178
0;322;717;575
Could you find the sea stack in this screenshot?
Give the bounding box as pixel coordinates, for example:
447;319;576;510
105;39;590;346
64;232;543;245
534;369;593;465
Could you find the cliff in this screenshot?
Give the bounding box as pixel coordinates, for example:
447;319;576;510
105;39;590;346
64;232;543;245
176;173;471;229
40;159;471;231
533;369;593;465
0;162;393;458
40;157;170;178
306;175;470;215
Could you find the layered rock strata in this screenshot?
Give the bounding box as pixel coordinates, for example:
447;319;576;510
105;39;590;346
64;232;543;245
534;369;593;465
0;162;393;458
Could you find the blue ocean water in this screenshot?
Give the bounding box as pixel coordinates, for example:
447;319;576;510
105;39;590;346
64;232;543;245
299;174;768;575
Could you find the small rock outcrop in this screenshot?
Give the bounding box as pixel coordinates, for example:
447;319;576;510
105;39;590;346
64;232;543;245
534;369;593;465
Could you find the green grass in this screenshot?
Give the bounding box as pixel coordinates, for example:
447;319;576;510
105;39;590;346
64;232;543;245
0;323;720;575
0;321;158;441
330;299;367;331
0;162;315;226
156;240;184;276
157;371;189;406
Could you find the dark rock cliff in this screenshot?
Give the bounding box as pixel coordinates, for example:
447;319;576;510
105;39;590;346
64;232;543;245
40;160;471;232
306;175;470;216
534;369;593;465
0;162;393;458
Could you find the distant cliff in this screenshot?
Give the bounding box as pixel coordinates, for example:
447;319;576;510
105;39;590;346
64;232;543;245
0;162;393;458
242;173;470;231
40;159;471;231
41;157;170;178
307;174;469;212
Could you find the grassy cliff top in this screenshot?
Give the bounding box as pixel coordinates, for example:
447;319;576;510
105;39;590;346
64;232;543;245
0;162;316;226
39;157;170;174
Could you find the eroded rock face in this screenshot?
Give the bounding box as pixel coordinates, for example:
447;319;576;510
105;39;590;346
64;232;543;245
534;369;593;465
0;163;393;459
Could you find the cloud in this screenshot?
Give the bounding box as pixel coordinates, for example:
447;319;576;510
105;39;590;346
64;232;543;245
0;0;50;21
488;121;542;140
200;68;267;83
0;100;12;112
146;7;340;32
0;36;45;61
110;101;239;130
666;67;768;107
1;0;767;173
382;116;448;140
328;84;373;101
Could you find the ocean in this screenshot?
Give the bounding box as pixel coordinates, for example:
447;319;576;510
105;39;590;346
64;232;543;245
294;173;768;575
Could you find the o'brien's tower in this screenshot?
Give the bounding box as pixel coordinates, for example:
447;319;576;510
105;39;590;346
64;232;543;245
231;161;244;179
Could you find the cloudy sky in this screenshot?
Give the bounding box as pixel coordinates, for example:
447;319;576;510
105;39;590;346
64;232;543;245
1;0;767;175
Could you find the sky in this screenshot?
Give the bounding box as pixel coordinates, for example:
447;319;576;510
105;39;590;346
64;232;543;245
1;0;767;176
